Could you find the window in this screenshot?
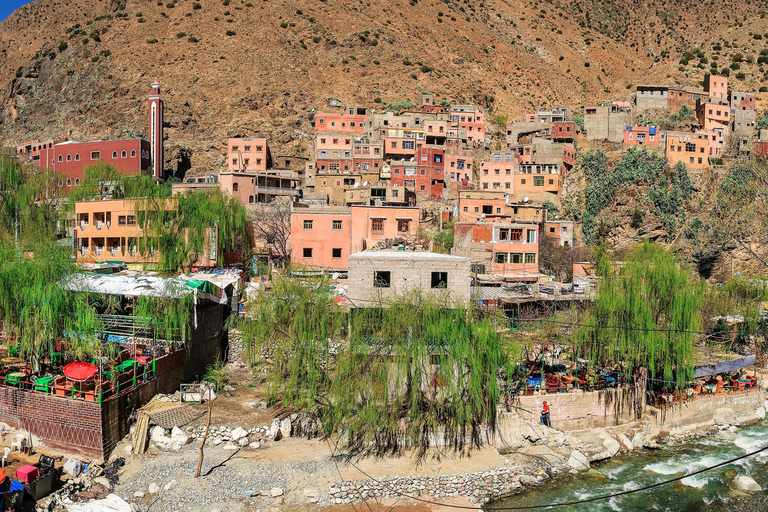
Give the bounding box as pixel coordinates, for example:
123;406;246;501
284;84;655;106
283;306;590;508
534;176;544;186
249;196;254;204
91;151;101;160
66;178;72;186
332;220;343;230
511;253;523;263
303;247;313;258
431;272;448;289
66;154;72;162
495;253;508;263
525;253;536;264
510;229;523;241
482;205;493;215
550;227;556;233
127;215;136;225
231;145;239;151
371;218;384;232
521;179;526;185
58;155;63;162
332;248;342;259
549;179;554;185
505;182;511;189
233;183;239;192
118;215;127;225
75;153;80;161
374;271;391;288
121;150;127;158
303;219;313;230
527;229;536;243
397;219;410;233
112;151;118;158
474;207;479;213
403;140;415;150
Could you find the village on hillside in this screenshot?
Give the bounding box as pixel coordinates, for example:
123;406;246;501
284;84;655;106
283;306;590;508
0;70;765;510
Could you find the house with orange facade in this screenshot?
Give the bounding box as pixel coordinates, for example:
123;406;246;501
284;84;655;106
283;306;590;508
313;107;367;134
458;190;508;222
623;125;663;147
219;169;300;204
452;220;540;279
665;131;713;170
227;137;270;172
289;205;420;270
73;199;216;267
696;99;730;137
704;73;728;102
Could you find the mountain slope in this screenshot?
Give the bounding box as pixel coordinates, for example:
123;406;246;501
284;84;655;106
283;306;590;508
0;0;766;172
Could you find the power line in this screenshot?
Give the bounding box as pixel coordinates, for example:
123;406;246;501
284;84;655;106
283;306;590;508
335;442;768;510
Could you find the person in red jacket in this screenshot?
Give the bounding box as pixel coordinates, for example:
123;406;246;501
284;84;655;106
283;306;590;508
541;401;551;427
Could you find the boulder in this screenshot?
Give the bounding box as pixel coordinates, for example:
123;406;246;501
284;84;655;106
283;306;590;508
616;434;634;452
269;419;281;439
171;427;190;445
567;450;590;471
238;437;250;447
732;475;763;493
94;477;112;490
271;487;284;497
280;417;292;438
223;442;239;450
150;426;166;442
124;445;133;455
714;408;736;426
519;475;538;486
756;407;766;420
631;434;644;449
602;437;621;457
148;483;160;494
163;480;177;491
230;427;249;441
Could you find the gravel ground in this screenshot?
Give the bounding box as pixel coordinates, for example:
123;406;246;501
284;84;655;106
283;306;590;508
114;443;336;511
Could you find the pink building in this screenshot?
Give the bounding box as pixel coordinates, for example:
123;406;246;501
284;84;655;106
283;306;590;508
219;169;300;204
458;190;507;222
480;151;515;193
450;105;485;147
703;73;728;102
696;100;730;137
290;205;420;270
452;221;539;278
313;110;367;134
227;137;269;172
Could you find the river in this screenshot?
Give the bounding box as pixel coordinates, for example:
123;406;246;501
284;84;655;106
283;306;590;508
489;420;768;511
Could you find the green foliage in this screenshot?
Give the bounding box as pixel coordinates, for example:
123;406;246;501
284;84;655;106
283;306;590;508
239;280;516;455
58;41;68;52
571;109;584;131
630;208;643;229
758;113;768;130
432;229;454;254
383;99;416;111
668;105;693;123
578;242;704;384
491;114;508;129
135;292;193;343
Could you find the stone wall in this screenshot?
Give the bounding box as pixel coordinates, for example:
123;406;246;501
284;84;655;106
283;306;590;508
647;389;767;432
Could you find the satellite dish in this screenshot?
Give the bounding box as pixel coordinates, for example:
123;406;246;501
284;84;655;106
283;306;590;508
524;197;529;203
362;181;369;186
409;157;414;162
354;182;360;188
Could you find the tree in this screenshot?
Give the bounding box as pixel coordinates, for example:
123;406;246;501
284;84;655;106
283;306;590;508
578;242;704;384
195;362;229;478
250;200;292;264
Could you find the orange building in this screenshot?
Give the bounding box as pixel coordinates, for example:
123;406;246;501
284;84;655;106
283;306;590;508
458;190;507;222
219;169;300;204
696;100;730;137
450;105;485;147
453;221;539;278
623;125;662;146
73;199;216;267
227;137;269;172
313;109;367;134
704;73;728;102
665;131;712;170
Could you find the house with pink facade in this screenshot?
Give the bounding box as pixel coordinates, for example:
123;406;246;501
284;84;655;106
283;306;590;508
623;125;663;147
228;137;270;172
449;105;485;147
289;205;420;270
480;151;515;193
313;107;367;134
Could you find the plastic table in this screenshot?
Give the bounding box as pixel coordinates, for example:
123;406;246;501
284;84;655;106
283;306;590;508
5;372;26;388
115;360;136;373
15;465;38;485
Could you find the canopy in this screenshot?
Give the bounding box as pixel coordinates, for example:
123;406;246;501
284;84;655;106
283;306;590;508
693;354;756;378
63;362;98;382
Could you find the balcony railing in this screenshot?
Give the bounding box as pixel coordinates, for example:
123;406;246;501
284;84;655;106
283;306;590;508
79;221;88;231
95;248;104;256
95;221;103;230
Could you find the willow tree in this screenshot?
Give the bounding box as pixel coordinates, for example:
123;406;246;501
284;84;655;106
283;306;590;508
238;279;516;456
137;189;251;272
578;242;704;384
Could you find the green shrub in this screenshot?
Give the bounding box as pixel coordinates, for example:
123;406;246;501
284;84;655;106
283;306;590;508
176;31;186;38
91;56;99;62
280;22;288;28
15;67;22;78
226;30;236;36
188;36;199;42
100;49;111;57
146;38;158;44
402;58;412;65
296;8;302;14
192;2;202;9
760;86;768;92
420;65;432;72
373;59;380;65
58;41;68;52
736;72;746;79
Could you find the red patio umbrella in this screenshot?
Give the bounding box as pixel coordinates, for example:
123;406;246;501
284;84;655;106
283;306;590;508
63;362;98;382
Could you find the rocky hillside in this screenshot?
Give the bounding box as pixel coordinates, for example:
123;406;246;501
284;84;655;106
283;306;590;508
0;0;767;173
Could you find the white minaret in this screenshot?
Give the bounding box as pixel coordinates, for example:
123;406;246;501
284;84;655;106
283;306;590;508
148;80;164;180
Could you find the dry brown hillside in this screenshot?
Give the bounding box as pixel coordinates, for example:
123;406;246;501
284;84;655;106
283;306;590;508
1;0;768;174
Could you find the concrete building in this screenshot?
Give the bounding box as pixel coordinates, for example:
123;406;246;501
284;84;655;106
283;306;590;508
347;250;471;306
227;137;270;172
480;151;515;193
449;105;485;147
696;100;731;137
583;105;633;141
544;220;574;247
704;73;728;102
665;131;713;170
313;108;367;134
219;169;300;204
458;190;508;222
452;221;540;279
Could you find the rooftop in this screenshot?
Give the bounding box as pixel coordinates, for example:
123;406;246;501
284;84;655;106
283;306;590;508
349;250;469;261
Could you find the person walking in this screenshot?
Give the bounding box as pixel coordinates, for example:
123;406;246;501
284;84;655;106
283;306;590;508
540;401;551;427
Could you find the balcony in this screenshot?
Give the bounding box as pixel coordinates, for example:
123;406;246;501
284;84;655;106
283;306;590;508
95;247;104;256
80;221;88;232
96;221;103;231
110;247;120;256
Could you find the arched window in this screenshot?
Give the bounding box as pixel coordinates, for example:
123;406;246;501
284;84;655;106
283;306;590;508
121;150;127;158
66;154;72;162
112;151;118;158
50;188;55;197
66;179;72;186
75;153;80;161
249;196;254;204
57;179;63;187
75;178;80;185
57;155;63;162
131;150;136;158
233;183;239;192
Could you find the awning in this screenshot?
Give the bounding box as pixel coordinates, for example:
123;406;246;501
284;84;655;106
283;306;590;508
693;354;756;378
